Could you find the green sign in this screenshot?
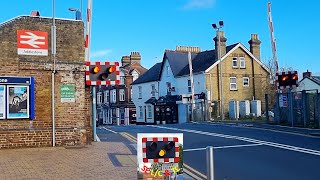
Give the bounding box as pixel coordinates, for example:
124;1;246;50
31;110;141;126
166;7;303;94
60;84;76;103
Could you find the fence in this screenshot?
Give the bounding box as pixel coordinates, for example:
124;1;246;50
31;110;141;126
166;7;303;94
270;90;320;128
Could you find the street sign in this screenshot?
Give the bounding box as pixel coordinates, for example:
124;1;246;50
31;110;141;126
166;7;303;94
17;30;48;56
60;84;76;103
279;95;288;107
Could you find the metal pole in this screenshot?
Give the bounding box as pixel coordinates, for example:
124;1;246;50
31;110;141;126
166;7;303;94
288;88;294;127
92;86;97;141
265;94;269;123
51;0;57;147
206;146;214;180
80;0;82;20
218;29;224;120
188;51;195;121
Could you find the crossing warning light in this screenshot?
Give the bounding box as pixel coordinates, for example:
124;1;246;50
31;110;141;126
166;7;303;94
276;71;299;90
142;137;180;163
85;62;120;86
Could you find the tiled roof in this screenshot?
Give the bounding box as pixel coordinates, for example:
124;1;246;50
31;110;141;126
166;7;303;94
174;43;239;77
310;76;320;85
131;63;162;85
132;43;239;84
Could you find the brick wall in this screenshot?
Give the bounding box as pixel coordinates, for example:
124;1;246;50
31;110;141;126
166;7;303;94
206;46;269;114
0;16;92;149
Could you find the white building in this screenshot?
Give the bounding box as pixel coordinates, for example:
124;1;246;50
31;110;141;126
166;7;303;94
296;71;320;93
132;46;210;124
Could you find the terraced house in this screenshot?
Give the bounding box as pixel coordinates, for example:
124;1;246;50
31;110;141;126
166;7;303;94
132;32;270;124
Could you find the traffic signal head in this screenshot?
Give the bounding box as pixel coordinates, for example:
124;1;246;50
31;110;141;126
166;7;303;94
146;141;176;159
276;71;298;89
86;62;120;86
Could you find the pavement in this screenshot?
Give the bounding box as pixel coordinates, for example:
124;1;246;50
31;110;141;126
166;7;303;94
0;141;136;179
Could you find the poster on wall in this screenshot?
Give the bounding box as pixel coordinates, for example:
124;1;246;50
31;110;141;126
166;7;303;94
0;86;5;119
60;84;76;103
7;86;29;119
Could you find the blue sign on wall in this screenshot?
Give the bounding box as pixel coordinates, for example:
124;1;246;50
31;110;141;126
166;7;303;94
0;76;35;120
0;76;31;85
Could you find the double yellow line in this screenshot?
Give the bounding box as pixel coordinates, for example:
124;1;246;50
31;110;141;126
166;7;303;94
120;132;207;180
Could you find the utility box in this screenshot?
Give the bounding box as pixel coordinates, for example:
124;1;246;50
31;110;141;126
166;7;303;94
239;100;250;117
251;100;262;117
229;100;239;119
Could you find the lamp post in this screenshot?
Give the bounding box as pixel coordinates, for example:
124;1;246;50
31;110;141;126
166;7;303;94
68;7;82;20
51;0;57;147
212;21;225;120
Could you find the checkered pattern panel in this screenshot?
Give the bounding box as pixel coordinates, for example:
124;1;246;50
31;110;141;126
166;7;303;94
142;137;180;163
85;61;120;86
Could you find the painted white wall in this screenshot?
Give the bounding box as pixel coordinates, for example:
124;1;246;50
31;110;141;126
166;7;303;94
176;73;206;96
158;59;178;96
132;81;159;123
132;70;139;82
297;78;320;92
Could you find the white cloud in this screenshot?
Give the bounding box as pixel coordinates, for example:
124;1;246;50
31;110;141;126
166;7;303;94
90;49;112;59
182;0;216;10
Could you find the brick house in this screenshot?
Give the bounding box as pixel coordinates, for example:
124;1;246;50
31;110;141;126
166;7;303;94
132;32;270;124
96;52;147;125
0;13;91;149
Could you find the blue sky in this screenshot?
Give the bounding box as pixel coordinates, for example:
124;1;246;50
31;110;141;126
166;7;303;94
1;0;320;75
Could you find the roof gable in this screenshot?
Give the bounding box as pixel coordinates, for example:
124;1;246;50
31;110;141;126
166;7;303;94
131;63;162;85
205;43;270;74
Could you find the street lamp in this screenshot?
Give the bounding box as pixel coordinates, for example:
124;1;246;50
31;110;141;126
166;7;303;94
68;7;82;20
212;20;225;120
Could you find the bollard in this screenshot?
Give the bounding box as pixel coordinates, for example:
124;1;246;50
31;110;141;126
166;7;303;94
206;146;214;180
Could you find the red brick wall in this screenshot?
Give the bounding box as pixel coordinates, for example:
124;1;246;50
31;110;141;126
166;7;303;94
0;16;92;149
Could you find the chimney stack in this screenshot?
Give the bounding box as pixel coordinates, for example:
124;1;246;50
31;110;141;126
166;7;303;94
121;56;131;66
175;46;201;53
130;52;141;64
213;31;227;60
303;70;312;78
248;34;261;60
30;10;40;17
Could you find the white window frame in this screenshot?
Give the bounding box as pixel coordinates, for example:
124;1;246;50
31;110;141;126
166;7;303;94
120;76;125;85
239;57;245;68
230;77;237;91
139;106;143;119
119;89;125;101
187;80;191;93
112;89;116;103
104;90;109;103
138;86;142;98
147;105;152;118
97;92;103;104
151;84;156;97
243;77;249;87
232;57;238;68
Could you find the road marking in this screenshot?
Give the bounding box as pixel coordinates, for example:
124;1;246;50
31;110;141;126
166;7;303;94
201;122;320;138
148;125;320;156
214;143;264;149
102;127;117;134
119;132;207;180
184;147;207;152
95;134;101;142
121;132;137;143
184;144;263;152
183;163;207;179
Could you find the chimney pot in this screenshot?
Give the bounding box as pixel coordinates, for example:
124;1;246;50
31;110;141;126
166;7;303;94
303;70;312;78
30;10;40;17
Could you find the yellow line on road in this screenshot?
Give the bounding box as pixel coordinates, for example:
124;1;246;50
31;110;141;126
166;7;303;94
120;132;207;180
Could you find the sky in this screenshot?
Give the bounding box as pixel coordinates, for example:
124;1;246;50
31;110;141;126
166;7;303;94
1;0;320;76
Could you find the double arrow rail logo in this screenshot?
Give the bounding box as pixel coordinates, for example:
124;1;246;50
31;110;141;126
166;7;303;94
19;32;45;48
